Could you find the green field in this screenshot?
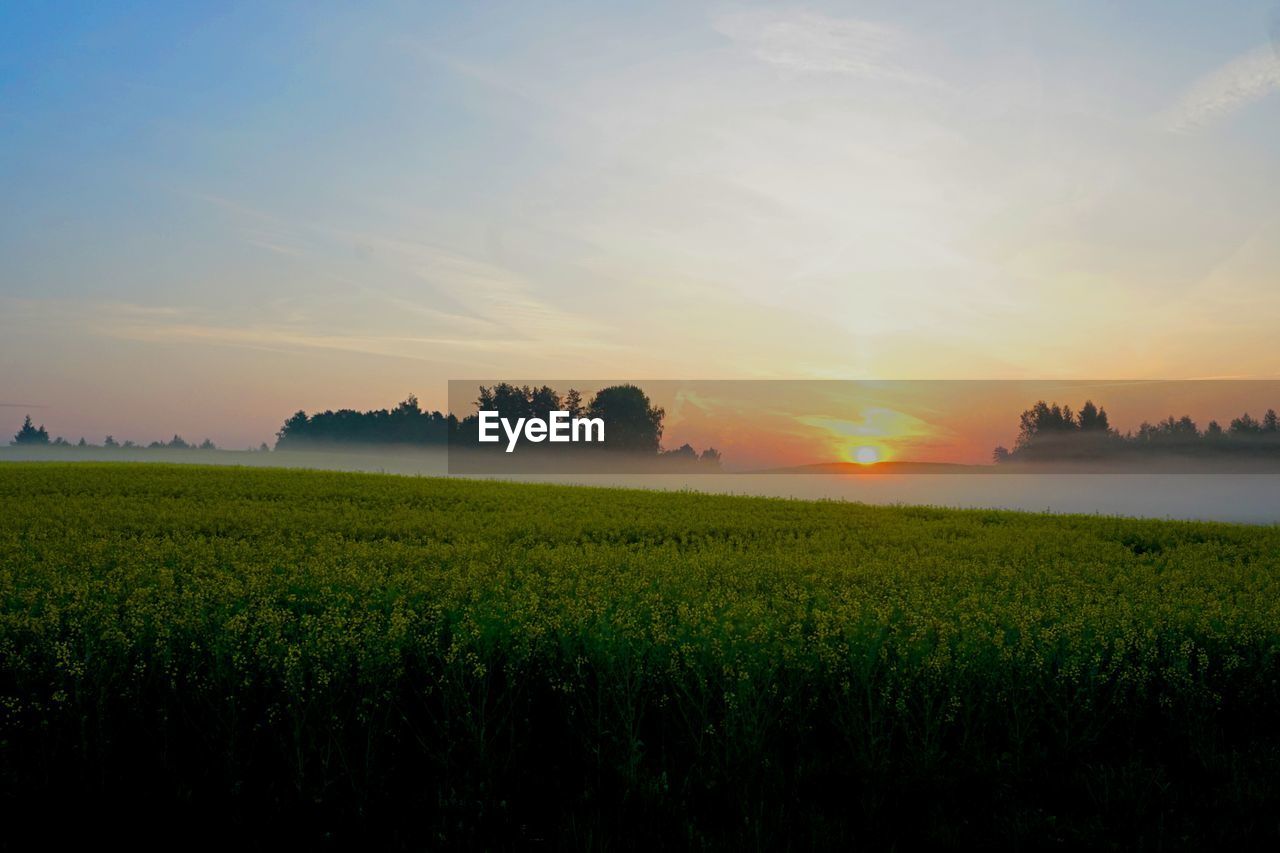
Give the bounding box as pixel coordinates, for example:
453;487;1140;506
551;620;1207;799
3;463;1280;847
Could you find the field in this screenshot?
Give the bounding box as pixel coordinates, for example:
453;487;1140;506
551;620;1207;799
3;463;1280;847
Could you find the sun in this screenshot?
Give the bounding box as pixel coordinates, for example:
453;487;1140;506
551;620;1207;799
853;445;880;465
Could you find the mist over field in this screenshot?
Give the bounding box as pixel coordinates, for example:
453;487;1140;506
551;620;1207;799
7;445;1279;524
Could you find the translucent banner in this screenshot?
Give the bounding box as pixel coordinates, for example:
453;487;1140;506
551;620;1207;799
446;380;1280;475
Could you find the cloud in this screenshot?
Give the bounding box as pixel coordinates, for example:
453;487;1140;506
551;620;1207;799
187;193;617;352
712;7;929;83
1165;45;1280;132
796;407;936;440
86;293;625;366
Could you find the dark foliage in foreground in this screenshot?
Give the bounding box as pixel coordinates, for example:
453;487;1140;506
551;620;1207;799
3;464;1280;848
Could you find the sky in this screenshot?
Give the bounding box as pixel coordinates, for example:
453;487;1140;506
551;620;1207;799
3;1;1280;449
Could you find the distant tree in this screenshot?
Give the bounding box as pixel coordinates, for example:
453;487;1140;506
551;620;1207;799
1010;401;1079;460
527;386;562;420
11;415;50;446
104;435;119;448
1138;415;1198;440
386;395;447;444
699;447;722;467
992;445;1010;464
275;411;310;448
1077;400;1111;433
276;397;451;449
168;435;190;449
662;443;698;461
997;400;1280;464
122;440;137;449
587;384;664;453
479;384;534;423
564;388;584;419
51;436;70;447
1016;401;1077;446
199;438;216;450
1230;413;1262;435
1132;415;1201;457
259;442;270;452
77;437;87;447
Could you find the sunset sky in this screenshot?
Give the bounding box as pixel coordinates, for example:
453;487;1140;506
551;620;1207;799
4;2;1280;449
448;380;1280;469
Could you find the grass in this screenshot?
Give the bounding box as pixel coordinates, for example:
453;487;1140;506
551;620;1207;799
3;462;1280;847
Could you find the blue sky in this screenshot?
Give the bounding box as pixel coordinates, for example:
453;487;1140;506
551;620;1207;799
3;2;1280;446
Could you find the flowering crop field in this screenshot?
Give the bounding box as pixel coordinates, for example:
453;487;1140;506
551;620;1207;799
3;463;1280;847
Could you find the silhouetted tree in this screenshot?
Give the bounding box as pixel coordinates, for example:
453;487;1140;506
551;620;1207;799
1230;413;1262;435
279;386;720;463
1136;415;1199;451
104;435;119;448
277;411;309;446
528;386;562;421
11;415;50;446
1016;401;1077;446
275;396;450;448
479;384;532;422
1011;401;1079;460
1077;400;1111;433
998;400;1280;464
587;384;664;453
564;389;584;418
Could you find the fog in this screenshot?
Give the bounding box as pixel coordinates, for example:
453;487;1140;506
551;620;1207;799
4;446;1279;525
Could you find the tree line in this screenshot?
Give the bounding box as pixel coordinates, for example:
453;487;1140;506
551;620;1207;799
994;400;1280;463
276;384;722;465
9;415;253;451
275;396;452;448
9;382;722;464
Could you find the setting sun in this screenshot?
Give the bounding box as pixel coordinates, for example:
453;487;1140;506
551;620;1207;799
853;446;880;465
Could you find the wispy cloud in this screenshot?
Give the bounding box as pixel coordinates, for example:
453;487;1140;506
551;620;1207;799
186;193;618;352
1165;45;1280;132
712;7;932;84
84;293;626;365
796;407;936;440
